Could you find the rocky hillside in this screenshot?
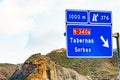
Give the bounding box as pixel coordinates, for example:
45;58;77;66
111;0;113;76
0;48;119;80
0;63;16;80
47;48;119;80
10;53;89;80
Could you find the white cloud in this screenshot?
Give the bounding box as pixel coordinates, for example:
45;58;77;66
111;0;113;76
0;0;119;64
0;0;57;64
0;32;29;64
0;0;56;35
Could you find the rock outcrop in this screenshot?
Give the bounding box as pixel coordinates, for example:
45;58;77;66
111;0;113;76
10;53;89;80
47;48;119;80
0;63;16;80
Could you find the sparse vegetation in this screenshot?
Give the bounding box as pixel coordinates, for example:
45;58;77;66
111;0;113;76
0;63;16;79
0;48;118;80
26;53;41;62
47;48;118;79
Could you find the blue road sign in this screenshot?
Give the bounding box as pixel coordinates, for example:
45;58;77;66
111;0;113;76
89;11;112;24
66;9;112;58
66;10;88;23
66;25;112;58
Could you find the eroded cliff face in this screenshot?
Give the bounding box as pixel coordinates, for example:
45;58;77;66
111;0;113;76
10;54;89;80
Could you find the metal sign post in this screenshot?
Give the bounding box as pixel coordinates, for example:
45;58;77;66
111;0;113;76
113;33;120;79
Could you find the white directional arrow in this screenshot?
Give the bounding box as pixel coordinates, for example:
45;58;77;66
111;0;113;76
100;35;109;48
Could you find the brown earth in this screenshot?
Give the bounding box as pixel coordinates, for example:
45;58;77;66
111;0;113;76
0;63;16;80
10;53;89;80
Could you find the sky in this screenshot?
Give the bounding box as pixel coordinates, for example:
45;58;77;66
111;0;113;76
0;0;119;64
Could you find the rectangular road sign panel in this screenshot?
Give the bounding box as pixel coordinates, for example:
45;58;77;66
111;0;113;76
66;25;112;58
89;11;112;24
66;10;88;23
66;9;112;58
